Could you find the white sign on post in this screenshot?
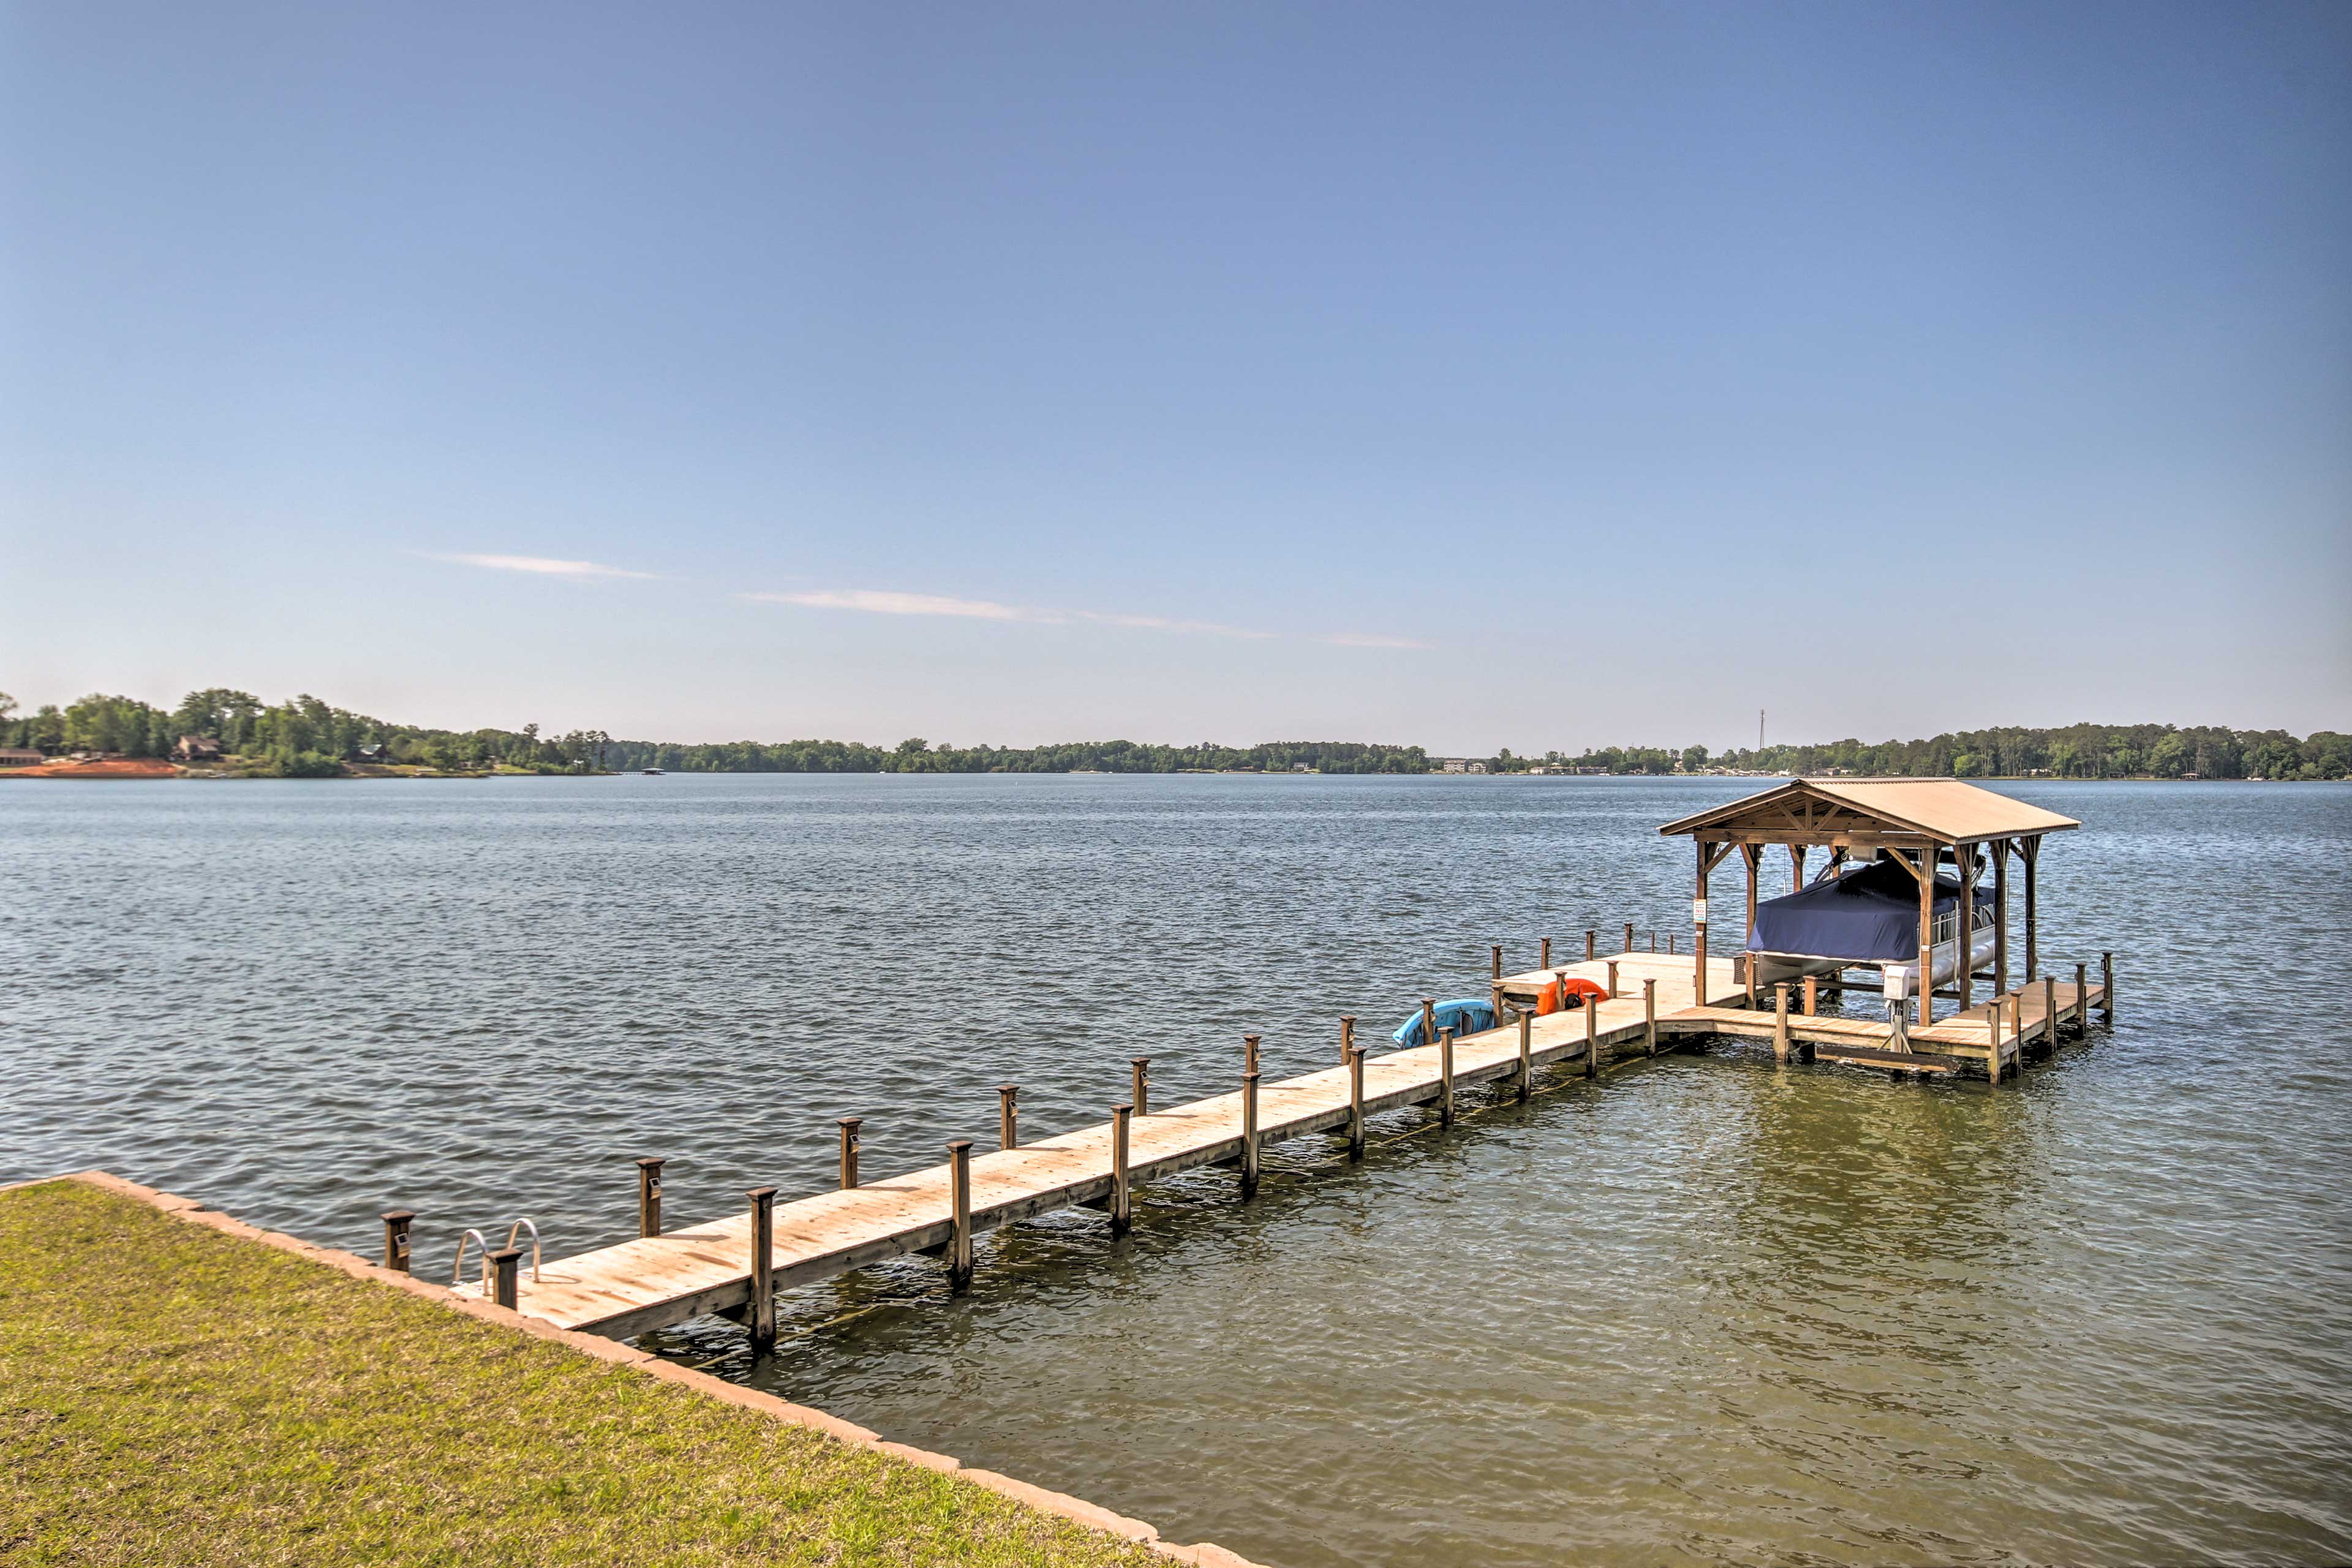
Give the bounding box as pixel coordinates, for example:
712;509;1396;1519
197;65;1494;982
1692;898;1708;924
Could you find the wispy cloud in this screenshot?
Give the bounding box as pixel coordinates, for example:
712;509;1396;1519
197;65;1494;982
1317;631;1433;650
742;589;1046;621
1072;610;1274;641
744;586;1426;651
429;552;658;581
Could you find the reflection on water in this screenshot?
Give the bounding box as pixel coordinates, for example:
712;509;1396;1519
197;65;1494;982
7;775;2349;1564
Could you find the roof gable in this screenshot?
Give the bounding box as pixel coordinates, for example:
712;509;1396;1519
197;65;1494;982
1658;778;2079;843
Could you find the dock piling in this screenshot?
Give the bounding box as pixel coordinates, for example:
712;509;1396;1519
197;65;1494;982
1643;979;1657;1057
1346;1044;1366;1159
1803;976;1818;1017
746;1186;777;1343
1110;1104;1133;1237
1338;1015;1355;1065
2102;951;2115;1025
1624;922;1634;953
1244;1034;1261;1077
1491;944;1502;981
1540;937;1552;970
1773;983;1790;1065
1606;959;1619;999
2043;974;2059;1052
1419;1001;1435;1052
998;1085;1019;1151
946;1144;974;1292
1240;1073;1261;1197
837;1117;862;1190
1986;1006;2003;1086
1586;930;1596;962
489;1246;521;1311
1516;1008;1532;1101
1583;995;1598;1079
2075;962;2089;1036
1438;1027;1455;1127
635;1158;663;1237
1132;1057;1152;1117
380;1210;414;1273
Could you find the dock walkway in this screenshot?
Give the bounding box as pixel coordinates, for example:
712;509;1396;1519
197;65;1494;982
478;955;2105;1340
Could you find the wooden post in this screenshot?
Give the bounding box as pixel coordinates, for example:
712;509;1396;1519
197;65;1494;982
1773;983;1790;1065
1516;1008;1532;1101
1985;1003;2002;1086
747;1186;777;1341
945;1144;974;1292
2043;974;2058;1052
1438;1027;1455;1126
1992;840;2011;995
1109;1104;1133;1237
2021;834;2040;981
1240;1072;1261;1197
1583;995;1598;1079
1586;929;1596;962
1491;944;1503;981
1668;932;1675;956
1346;1044;1366;1159
1339;1015;1355;1065
1955;842;1974;1015
1623;921;1634;953
1132;1057;1151;1117
1801;975;1818;1017
837;1117;861;1190
2075;962;2089;1036
1742;843;1760;948
2102;951;2114;1025
1695;839;1712;1006
635;1157;664;1237
380;1210;414;1273
1744;952;1757;1009
1540;936;1552;970
1605;959;1619;999
1643;979;1657;1058
489;1246;521;1311
1917;846;1937;1028
998;1085;1019;1151
1490;982;1506;1031
1419;1001;1435;1051
1244;1033;1261;1076
1649;931;1657;952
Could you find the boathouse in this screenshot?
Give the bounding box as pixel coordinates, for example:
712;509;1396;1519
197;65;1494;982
1657;778;2080;1027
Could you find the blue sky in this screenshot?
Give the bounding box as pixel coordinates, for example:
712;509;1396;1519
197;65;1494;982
5;2;2347;751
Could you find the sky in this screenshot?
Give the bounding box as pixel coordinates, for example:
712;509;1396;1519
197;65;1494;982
4;2;2348;753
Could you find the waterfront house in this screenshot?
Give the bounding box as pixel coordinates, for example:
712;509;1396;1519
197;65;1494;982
0;747;43;767
174;736;223;762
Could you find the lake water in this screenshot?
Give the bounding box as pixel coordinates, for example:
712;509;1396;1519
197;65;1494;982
6;774;2349;1565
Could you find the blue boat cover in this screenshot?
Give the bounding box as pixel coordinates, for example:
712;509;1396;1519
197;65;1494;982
1391;998;1498;1047
1744;856;1993;962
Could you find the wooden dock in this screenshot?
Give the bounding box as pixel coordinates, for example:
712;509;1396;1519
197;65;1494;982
456;951;2106;1340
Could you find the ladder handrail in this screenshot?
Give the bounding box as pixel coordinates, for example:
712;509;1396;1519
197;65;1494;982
450;1227;489;1288
502;1218;542;1283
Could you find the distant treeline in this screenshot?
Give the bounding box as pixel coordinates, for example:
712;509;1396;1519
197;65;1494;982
2;686;2343;780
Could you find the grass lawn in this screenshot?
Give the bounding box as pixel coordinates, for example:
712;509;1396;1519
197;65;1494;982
0;1179;1165;1567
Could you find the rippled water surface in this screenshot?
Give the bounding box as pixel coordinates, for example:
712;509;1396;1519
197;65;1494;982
7;775;2350;1565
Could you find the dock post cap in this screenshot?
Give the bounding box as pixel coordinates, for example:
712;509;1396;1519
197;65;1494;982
633;1156;663;1169
946;1139;974;1152
380;1207;416;1222
997;1084;1017;1095
745;1185;778;1202
837;1114;863;1128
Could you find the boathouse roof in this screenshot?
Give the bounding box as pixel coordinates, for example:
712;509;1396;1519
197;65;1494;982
1657;778;2079;846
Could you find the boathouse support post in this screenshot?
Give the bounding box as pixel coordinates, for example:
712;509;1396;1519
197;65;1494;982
1583;996;1598;1079
1438;1027;1455;1126
1516;1008;1532;1100
1133;1057;1151;1117
1773;983;1790;1065
636;1158;664;1237
1956;842;1975;1015
1109;1104;1133;1237
1346;1046;1366;1159
945;1145;974;1292
1643;979;1657;1058
1694;838;1712;1008
837;1118;861;1190
1240;1073;1261;1197
2102;951;2115;1026
1742;844;1760;951
1917;846;1937;1028
1992;840;2011;995
381;1210;414;1273
747;1186;777;1340
1790;843;1806;895
489;1246;521;1312
998;1085;1019;1151
2075;962;2089;1036
2022;835;2041;981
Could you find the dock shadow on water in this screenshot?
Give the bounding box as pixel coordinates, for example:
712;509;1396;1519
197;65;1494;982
8;775;2350;1565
